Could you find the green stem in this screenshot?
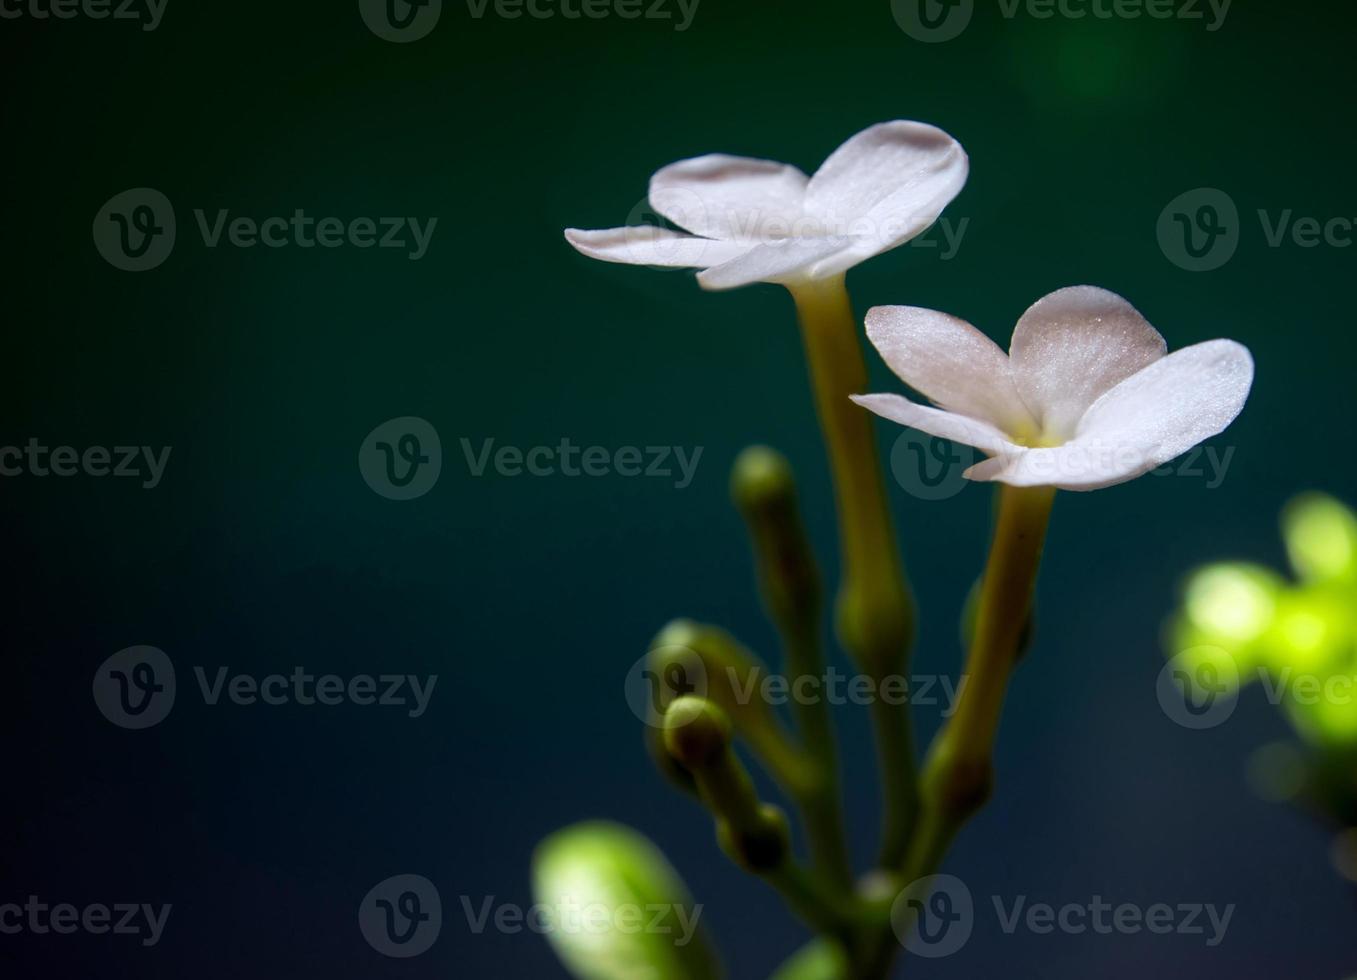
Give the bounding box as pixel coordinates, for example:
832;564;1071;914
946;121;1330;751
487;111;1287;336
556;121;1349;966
732;448;853;892
789;275;918;868
664;697;845;936
785;629;854;893
908;485;1055;879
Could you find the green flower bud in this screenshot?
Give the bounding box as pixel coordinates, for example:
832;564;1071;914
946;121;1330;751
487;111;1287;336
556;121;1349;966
649;622;812;796
730;446;821;627
663;696;732;770
1283;493;1357;583
1167;563;1284;684
1183;563;1281;647
715;802;791;874
532;822;721;980
1261;588;1349;677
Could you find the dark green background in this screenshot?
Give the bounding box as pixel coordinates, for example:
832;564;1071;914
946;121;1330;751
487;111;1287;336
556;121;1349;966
3;0;1353;976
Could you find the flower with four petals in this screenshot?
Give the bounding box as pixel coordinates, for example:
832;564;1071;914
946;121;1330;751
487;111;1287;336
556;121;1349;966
851;286;1255;490
565;120;969;290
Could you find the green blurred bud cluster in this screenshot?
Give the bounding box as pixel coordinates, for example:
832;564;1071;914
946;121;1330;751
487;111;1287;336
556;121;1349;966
1167;493;1357;747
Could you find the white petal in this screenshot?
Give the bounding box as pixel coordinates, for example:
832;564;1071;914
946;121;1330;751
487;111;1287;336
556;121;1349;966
564;226;750;269
803;121;969;277
1009;286;1167;440
962;444;1136;489
696;236;856;291
850;394;1021;457
966;339;1254;491
863;305;1036;434
649;155;810;242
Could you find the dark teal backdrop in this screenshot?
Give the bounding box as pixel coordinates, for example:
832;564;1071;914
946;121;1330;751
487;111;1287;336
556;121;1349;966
2;0;1353;976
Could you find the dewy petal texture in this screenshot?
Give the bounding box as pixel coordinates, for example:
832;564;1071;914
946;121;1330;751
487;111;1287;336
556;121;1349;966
649;155;810;242
1068;338;1253;483
1009;286;1167;440
563;227;750;269
564;121;968;289
805;121;969;277
963;340;1254;491
863;306;1035;435
857;287;1255;492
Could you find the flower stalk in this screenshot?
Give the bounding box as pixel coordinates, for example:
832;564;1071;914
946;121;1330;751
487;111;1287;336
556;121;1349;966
907;485;1056;881
790;275;919;868
732;446;854;894
663;697;844;936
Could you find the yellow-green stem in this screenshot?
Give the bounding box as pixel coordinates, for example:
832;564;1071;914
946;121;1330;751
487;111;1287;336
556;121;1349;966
731;449;853;892
789;275;918;866
907;484;1056;881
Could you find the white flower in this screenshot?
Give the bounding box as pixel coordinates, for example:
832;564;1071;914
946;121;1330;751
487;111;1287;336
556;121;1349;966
564;121;969;291
851;286;1255;491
